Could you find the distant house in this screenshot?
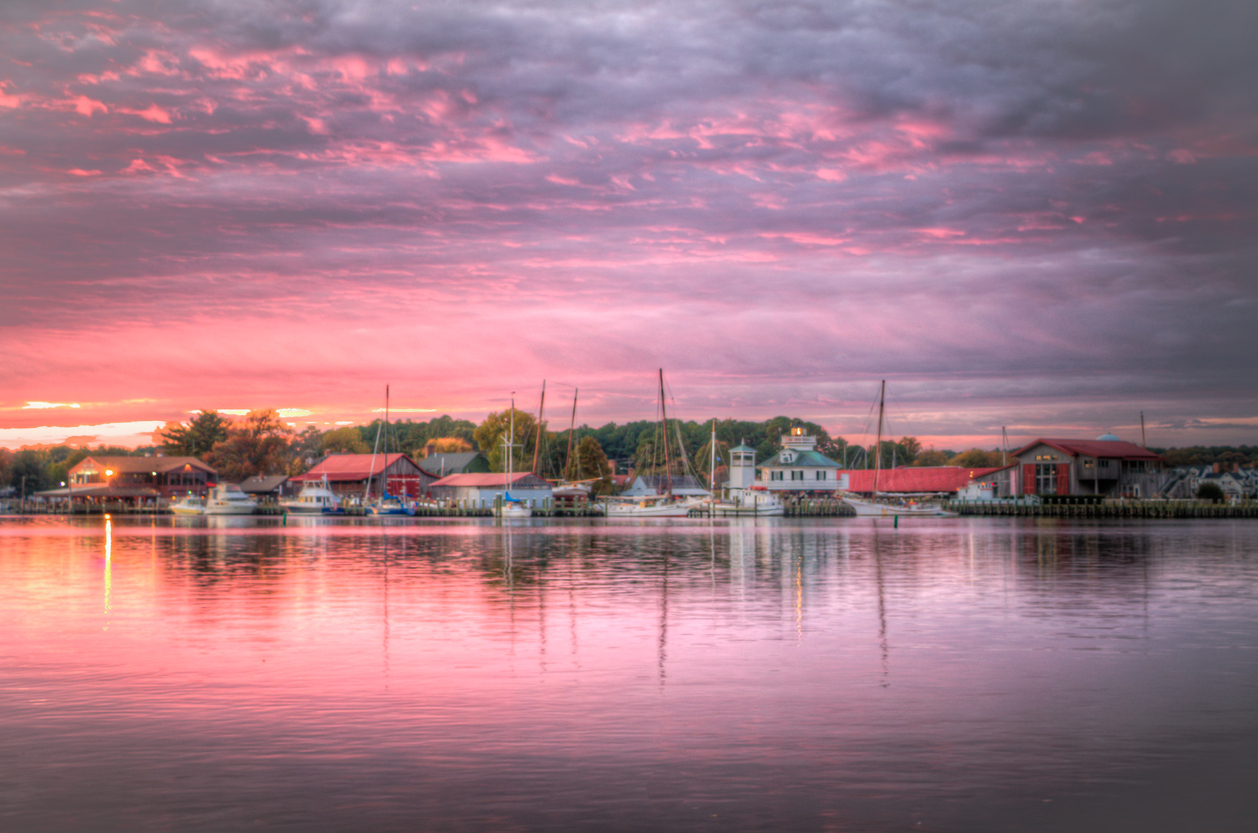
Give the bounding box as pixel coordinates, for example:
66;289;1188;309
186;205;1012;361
415;451;490;494
428;472;554;509
755;426;846;494
623;474;710;497
291;453;426;498
34;455;216;506
1011;436;1165;498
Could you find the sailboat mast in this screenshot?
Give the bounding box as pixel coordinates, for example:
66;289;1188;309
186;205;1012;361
532;381;545;475
1141;411;1147;448
382;384;389;497
659;369;673;498
709;419;717;491
507;395;515;487
565;388;578;479
873;380;885;496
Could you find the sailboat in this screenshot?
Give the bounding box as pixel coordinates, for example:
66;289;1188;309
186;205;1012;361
842;380;957;518
368;385;416;516
603;369;708;518
496;395;533;519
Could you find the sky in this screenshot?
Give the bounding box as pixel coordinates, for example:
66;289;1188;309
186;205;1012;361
1;0;1256;451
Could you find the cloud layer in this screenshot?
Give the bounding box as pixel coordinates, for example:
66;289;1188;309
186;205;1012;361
1;1;1255;447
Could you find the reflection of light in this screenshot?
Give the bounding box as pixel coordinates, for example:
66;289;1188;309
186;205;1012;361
104;516;112;622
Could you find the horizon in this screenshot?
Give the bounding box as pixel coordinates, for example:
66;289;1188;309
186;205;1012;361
3;2;1255;449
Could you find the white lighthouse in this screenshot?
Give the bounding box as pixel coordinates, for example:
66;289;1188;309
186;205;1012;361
728;443;757;489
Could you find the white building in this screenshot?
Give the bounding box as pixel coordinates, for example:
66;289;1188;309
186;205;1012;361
755;427;848;494
428;473;554;510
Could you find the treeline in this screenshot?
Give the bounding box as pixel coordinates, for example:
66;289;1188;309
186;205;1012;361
10;408;1250;493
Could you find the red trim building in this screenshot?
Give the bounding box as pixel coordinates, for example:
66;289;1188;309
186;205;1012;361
839;466;1008;496
1010;438;1164;498
291;453;426;498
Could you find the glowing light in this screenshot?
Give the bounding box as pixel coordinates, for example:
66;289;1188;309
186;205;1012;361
23;401;81;410
105;469;114;476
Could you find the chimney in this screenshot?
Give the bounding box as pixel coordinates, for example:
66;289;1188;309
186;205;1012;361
425;440;437;458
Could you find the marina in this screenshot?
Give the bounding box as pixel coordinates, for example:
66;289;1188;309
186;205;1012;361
2;515;1256;832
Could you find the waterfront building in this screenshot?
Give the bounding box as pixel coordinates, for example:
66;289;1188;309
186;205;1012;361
428;472;554;510
291;453;426;499
840;466;1009;497
416;450;491;493
755;426;847;494
239;475;293;500
622;474;710;497
34;455;216;508
1010;436;1165;498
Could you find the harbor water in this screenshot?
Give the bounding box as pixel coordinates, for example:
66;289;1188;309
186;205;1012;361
2;516;1256;832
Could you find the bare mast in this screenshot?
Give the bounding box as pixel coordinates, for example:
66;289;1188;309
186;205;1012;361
564;388;578;479
873;379;885;496
659;368;673;498
532;381;545;475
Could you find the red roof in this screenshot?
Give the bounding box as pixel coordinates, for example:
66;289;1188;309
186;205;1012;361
1011;439;1162;461
429;472;550;489
841;466;1009;494
291;453;420;482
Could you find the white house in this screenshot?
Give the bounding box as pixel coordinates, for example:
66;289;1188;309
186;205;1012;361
755;426;847;494
428;472;554;509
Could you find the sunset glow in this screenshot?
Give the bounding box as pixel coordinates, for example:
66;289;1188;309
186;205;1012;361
1;1;1255;449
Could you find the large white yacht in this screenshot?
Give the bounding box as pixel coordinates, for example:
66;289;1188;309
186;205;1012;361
281;476;343;514
204;484;258;515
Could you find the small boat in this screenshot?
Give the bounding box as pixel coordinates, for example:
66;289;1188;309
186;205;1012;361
604;494;708;517
370;495;416;516
170;496;205;515
711;489;785;517
841;380;956;518
282;475;343;514
494;396;532;518
364;385;417;516
842;495;956;517
204;484;258;515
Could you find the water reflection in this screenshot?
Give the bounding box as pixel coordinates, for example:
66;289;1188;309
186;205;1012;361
0;516;1255;832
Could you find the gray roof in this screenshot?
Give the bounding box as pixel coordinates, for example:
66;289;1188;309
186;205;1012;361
239;475;290;494
418;451;488;477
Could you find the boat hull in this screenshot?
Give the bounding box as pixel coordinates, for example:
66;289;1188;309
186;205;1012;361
842;497;956;518
604;497;707;518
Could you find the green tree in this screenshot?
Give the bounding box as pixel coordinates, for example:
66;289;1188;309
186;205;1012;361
6;449;52;493
159;411;230;458
1196;482;1225;502
207;409;295;482
290;426;323;473
474;408;540;473
322;426;370;454
950;448;1005;468
693;437;730;487
567;436;614;494
913;448;951;467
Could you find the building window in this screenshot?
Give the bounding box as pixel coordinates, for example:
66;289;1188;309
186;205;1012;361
1035;464;1057;494
790;470;804;481
770;471;784;481
815;471;826;480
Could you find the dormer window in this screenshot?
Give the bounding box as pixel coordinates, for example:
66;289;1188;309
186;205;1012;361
781;451;795;463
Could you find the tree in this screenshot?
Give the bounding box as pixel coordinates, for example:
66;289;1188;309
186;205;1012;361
474;408;540;473
6;449;51;492
897;437;922;465
321;426;370;454
421;437;473;456
694;437;730;486
207;409;295;482
568;436;614;494
950;448;1006;468
1196;482;1226;503
159;411;230;458
914;448;951;467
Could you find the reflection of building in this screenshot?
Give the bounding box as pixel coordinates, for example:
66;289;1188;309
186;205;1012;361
291;453;426;498
428;473;554;509
756;427;847;494
1010;436;1165;498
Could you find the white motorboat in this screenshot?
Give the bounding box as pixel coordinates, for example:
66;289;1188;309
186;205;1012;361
282;476;343;514
204;484;258;515
712;489;785;517
170;496;205;515
603;494;708;517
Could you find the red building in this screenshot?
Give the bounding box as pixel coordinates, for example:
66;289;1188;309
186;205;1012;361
1010;437;1164;498
290;453;426;498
